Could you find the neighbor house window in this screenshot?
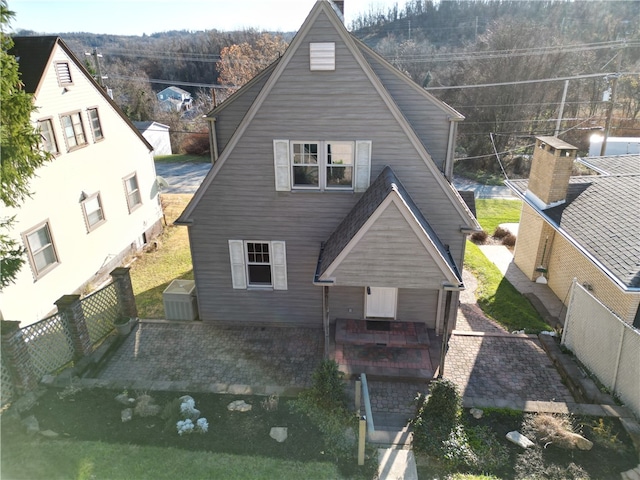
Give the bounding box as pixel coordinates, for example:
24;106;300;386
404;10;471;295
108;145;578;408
81;193;105;231
228;240;287;290
61;111;86;150
124;173;142;212
38;119;58;154
23;221;59;278
87;108;103;141
55;62;72;85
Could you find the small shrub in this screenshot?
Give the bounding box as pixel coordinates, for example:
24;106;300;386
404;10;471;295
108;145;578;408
261;394;279;411
181;130;209;155
411;379;462;454
309;359;348;410
470;230;488;243
501;233;516;247
589;417;627;452
492;226;510;239
134;394;161;418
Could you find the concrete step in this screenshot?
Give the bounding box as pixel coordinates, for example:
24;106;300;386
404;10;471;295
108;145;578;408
378;448;418;480
621;465;640;480
368;427;412;447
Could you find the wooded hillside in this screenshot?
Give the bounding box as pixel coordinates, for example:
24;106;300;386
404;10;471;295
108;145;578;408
16;0;639;176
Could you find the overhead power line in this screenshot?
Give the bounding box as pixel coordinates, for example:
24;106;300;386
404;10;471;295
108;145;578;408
425;71;640;90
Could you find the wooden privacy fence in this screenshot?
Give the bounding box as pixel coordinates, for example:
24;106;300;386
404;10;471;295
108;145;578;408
1;267;137;408
562;280;640;419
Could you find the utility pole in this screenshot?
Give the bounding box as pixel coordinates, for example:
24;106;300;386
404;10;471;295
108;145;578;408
554;80;569;137
600;44;624;156
86;48;106;89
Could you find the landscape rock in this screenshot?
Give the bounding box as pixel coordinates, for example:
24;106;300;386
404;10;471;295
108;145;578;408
506;431;534;448
470;408;484;419
40;429;59;438
121;408;133;423
115;393;134;405
22;415;39;434
270;427;288;443
179;395;195;404
227;400;252;412
567;432;594;451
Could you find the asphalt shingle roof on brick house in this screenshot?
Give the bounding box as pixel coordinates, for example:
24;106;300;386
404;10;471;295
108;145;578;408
507;155;640;290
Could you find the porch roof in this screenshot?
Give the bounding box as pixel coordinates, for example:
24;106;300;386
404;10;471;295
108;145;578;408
315;166;463;288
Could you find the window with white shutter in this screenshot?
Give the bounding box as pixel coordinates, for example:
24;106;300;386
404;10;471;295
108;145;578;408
273;140;291;191
229;240;287;290
354;141;372;192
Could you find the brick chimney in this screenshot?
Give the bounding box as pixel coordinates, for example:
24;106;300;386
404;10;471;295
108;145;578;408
332;1;345;16
526;136;577;209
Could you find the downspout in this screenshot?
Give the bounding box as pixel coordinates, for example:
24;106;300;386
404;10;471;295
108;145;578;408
208;117;219;164
444;119;458;181
323;286;330;358
438;290;453;378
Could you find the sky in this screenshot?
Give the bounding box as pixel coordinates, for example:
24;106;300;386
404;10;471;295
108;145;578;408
9;0;407;36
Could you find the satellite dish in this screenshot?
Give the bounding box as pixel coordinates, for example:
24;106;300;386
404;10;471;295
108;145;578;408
156;176;170;189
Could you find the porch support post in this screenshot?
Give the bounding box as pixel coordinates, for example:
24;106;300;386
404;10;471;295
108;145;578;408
438;290;453;379
323;285;330;358
435;288;444;335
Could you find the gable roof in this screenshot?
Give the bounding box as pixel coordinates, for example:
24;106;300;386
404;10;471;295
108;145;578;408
316;166;463;287
507;156;640;291
578;154;640;176
10;36;153;152
178;0;478;231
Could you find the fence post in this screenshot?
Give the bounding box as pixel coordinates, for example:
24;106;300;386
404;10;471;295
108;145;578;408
110;267;138;319
358;415;366;466
1;321;38;393
55;295;93;360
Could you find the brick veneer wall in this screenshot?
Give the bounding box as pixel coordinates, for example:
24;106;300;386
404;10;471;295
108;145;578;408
546;233;639;324
513;204;556;280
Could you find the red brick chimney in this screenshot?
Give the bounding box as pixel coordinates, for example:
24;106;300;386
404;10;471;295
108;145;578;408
526;136;577;209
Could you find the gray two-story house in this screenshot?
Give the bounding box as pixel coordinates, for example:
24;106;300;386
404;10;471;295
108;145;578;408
177;1;479;365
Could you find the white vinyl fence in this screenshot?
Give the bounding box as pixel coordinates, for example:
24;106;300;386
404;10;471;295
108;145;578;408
562;280;640;419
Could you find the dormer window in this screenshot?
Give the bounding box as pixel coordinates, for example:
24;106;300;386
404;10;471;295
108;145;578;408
310;42;335;71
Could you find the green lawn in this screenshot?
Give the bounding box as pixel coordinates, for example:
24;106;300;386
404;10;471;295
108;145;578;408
474;198;522;233
154;154;209;164
130;194;193;318
1;437;343;480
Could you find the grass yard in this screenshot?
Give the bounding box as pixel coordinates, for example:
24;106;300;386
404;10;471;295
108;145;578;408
474;198;522;234
131;194;193;318
466;198;550;333
0;388;349;480
154;154;209;164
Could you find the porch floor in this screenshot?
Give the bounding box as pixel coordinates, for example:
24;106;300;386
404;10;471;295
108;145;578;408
333;319;437;380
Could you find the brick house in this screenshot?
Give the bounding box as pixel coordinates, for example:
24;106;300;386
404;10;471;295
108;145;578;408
506;136;640;327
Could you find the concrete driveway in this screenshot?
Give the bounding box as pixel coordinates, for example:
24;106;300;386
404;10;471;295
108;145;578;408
155;162;211;194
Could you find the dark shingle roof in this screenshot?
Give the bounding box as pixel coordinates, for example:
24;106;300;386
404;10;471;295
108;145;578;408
317;166;462;282
508;168;640;289
9;36;58;94
578;154;640;176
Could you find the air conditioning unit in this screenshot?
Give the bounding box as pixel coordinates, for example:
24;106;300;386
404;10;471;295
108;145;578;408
163;280;198;321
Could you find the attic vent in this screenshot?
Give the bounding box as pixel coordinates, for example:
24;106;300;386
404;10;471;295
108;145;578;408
55;62;72;85
310;42;335;71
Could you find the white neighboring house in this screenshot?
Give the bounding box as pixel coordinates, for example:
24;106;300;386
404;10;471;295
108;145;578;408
1;36;163;326
133;121;172;156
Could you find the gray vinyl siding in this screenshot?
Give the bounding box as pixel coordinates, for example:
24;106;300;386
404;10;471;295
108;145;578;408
214;65;276;154
397;289;439;327
360;49;452;172
327;287;439;327
330;202;454;288
188;10;467;325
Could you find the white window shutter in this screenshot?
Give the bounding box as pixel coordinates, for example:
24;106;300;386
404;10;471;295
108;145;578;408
271;241;288;290
228;240;247;289
273;140;291;191
354;141;372;192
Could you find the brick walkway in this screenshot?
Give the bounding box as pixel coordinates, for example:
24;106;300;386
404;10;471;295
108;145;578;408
97;322;323;393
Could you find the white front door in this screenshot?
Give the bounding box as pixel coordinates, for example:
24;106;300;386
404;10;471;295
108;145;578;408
365;287;397;319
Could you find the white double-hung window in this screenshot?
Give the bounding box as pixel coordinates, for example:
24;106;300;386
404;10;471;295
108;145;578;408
228;240;287;290
275;140;371;192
